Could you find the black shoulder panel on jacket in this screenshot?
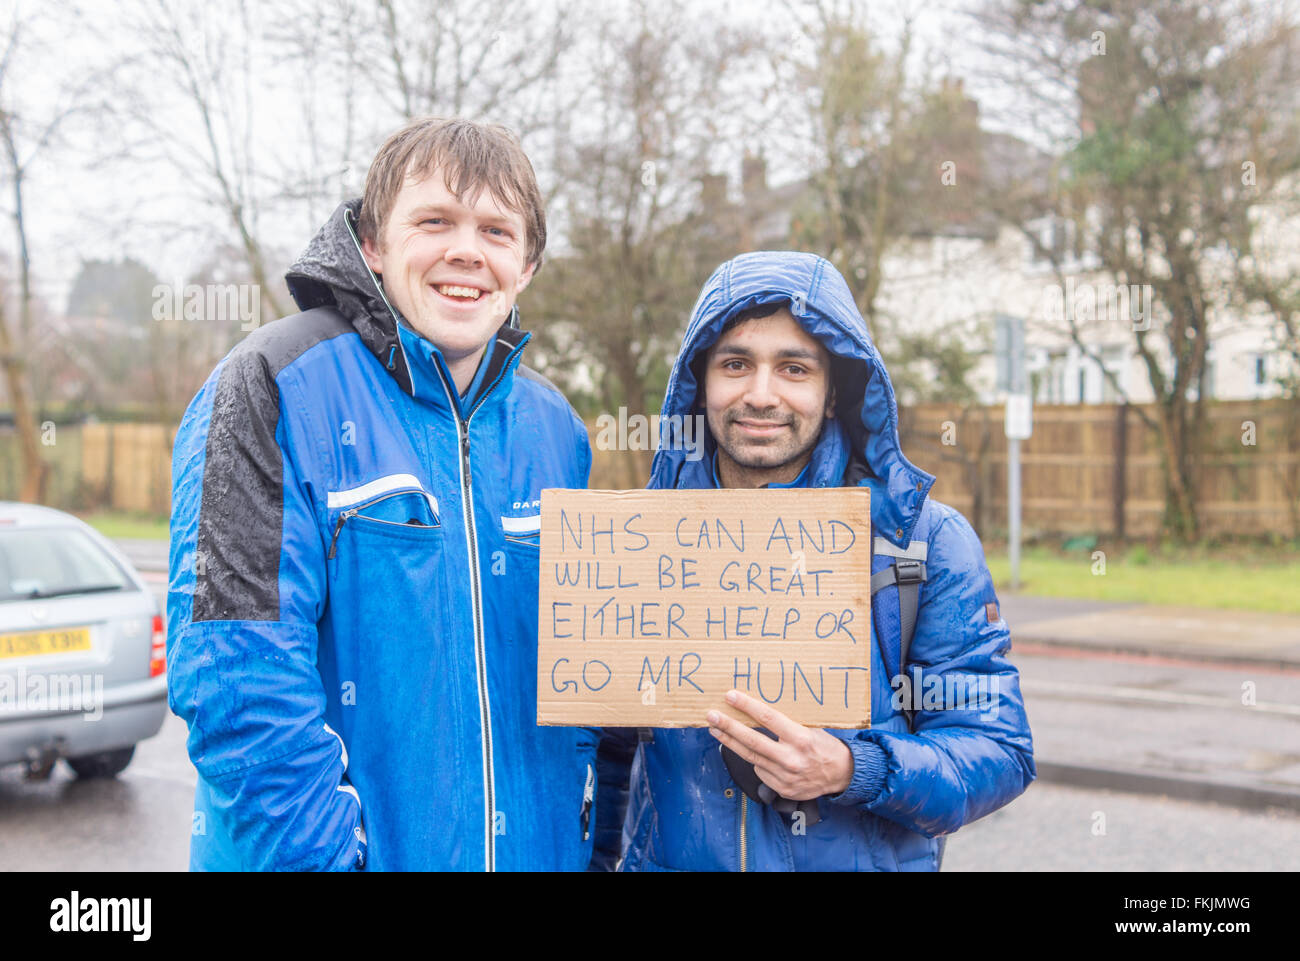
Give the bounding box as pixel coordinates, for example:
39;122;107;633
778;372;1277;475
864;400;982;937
192;308;354;622
254;306;354;378
516;362;561;394
517;363;585;425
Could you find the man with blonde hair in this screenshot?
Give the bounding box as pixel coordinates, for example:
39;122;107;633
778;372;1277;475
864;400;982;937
169;118;599;871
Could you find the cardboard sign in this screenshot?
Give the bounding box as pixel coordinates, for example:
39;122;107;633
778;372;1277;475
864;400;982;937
536;488;871;728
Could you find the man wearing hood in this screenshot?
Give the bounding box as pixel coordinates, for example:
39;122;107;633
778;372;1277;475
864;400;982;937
593;251;1035;871
168;118;599;871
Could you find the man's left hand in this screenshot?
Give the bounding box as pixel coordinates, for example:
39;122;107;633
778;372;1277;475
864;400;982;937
706;690;854;801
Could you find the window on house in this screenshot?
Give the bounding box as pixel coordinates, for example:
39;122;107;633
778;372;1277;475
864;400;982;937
1028;215;1079;266
1255;355;1266;386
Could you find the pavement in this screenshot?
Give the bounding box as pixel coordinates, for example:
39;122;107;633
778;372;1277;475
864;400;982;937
115;537;1300;814
1000;595;1300;672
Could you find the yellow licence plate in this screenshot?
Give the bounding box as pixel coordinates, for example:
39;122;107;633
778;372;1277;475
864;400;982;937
0;627;92;659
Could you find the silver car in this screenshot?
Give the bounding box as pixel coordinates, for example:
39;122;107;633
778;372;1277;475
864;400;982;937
0;502;167;779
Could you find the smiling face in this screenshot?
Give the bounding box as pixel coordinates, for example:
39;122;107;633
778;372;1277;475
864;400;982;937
361;166;536;390
702;307;836;489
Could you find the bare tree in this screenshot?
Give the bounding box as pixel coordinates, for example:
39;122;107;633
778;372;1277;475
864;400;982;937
770;0;931;329
0;4;121;501
122;0;289;320
525;0;760;483
258;0;368;228
361;0;571;132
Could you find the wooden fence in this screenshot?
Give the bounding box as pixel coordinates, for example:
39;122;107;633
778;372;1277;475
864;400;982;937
0;422;174;515
5;400;1296;540
79;423;175;515
896;399;1300;540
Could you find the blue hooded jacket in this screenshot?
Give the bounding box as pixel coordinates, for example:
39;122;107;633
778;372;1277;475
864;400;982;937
167;200;597;871
596;251;1035;871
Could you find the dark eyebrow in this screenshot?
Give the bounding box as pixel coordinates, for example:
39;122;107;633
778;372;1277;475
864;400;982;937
713;344;753;358
775;348;823;364
713;344;824;365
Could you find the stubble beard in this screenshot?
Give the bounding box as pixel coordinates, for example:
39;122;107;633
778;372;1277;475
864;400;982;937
711;407;825;483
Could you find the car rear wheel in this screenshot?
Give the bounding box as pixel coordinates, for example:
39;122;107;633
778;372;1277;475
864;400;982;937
66;746;135;779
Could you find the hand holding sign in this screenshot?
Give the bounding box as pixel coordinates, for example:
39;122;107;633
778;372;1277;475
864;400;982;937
707;690;853;800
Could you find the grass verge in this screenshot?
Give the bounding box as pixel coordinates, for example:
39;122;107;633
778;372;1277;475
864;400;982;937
984;545;1300;614
80;511;170;542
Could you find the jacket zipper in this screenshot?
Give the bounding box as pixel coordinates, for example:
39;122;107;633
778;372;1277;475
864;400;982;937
430;338;528;872
739;792;749;872
327;491;440;559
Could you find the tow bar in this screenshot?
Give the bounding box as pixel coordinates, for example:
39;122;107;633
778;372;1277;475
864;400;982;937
24;738;67;781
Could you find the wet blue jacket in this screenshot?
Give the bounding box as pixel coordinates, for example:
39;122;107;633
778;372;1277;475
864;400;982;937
168;200;596;871
595;252;1035;871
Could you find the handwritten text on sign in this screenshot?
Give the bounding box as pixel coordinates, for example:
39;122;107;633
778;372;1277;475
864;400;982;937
536;488;871;728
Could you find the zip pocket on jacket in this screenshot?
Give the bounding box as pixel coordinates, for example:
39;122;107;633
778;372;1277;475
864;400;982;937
328;489;442;559
501;513;540;547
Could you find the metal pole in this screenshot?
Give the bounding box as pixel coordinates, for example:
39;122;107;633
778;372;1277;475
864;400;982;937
1000;314;1028;593
1009;435;1021;591
1113;402;1127;540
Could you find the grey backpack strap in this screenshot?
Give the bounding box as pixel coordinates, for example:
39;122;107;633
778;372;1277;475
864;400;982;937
871;539;928;730
894;558;926;670
871;538;928;672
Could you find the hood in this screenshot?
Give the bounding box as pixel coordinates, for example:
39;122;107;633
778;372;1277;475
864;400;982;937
649;251;935;548
285;199;417;395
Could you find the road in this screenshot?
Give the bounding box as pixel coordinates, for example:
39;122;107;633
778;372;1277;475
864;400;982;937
944;781;1300;871
1013;648;1300;801
1;573;1297;870
5;705;1297;871
0;710;193;871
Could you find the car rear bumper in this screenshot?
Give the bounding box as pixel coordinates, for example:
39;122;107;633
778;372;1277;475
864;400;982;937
0;675;167;766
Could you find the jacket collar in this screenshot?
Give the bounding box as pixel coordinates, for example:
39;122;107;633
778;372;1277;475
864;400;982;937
397;319;530;417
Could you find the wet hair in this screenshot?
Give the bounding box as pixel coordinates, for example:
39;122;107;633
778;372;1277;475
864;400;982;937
359;117;546;268
720;300;786;335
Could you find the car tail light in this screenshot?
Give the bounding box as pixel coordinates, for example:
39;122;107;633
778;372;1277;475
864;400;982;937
149;615;166;677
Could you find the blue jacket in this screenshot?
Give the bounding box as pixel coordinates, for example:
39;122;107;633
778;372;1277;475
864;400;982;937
168;200;596;871
597;251;1035;871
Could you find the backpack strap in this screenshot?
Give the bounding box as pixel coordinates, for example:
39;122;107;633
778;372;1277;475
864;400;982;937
871;537;928;730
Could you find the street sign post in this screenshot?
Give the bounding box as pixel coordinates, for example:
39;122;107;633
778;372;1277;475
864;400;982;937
997;315;1030;591
1005;393;1032;591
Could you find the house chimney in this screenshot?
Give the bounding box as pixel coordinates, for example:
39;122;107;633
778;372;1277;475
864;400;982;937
742;152;766;201
699;172;727;211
